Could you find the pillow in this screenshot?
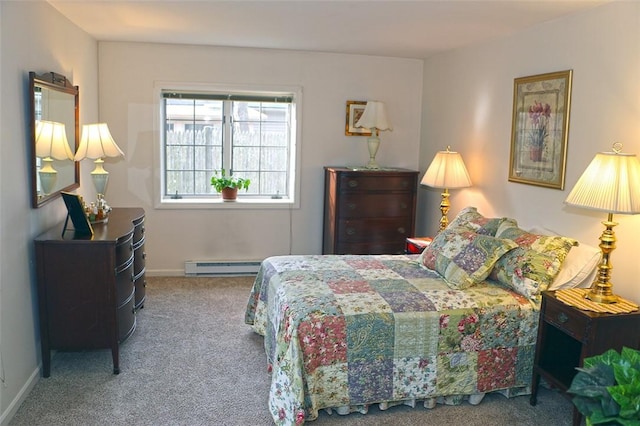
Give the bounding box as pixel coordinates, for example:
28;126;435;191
418;227;518;290
448;206;506;236
548;243;600;290
490;220;578;300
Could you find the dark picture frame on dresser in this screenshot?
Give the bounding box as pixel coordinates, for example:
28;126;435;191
323;167;418;254
34;207;146;377
530;291;640;426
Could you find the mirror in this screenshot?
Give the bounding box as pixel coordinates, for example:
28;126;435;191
30;71;79;208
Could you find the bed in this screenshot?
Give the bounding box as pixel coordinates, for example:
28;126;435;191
244;207;599;425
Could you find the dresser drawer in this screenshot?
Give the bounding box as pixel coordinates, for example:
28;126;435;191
115;232;134;267
116;288;136;342
338;218;413;242
543;297;589;342
338;174;416;192
133;240;146;276
337;193;414;218
115;256;134;307
336;241;405;255
133;216;145;244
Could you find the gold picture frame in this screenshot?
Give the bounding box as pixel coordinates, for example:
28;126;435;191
345;100;371;136
508;70;573;189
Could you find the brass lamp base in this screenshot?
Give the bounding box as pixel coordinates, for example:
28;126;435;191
438;189;451;232
585;213;620;304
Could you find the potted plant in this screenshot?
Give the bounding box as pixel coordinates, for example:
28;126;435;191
210;169;250;201
567;346;640;425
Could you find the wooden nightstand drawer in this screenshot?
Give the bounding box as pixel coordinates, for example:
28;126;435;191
543;296;589;341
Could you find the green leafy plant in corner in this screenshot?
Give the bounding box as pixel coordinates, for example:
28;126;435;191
210;169;251;193
567;346;640;425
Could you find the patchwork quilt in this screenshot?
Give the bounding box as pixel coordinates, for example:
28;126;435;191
245;254;540;425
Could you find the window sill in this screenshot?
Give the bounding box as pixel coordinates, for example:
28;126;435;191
156;197;298;210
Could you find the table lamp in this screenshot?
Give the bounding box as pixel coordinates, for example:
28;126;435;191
35;120;74;195
564;143;640;304
355;101;392;169
421;146;472;232
74;123;124;209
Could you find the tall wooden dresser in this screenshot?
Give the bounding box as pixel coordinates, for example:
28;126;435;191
323;167;418;254
34;207;146;376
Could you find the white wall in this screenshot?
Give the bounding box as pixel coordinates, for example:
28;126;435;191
418;1;640;302
96;42;424;274
0;2;98;423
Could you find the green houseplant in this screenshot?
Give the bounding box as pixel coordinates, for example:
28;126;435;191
210;169;250;201
567;346;640;425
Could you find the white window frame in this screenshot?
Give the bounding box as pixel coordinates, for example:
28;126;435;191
153;82;302;210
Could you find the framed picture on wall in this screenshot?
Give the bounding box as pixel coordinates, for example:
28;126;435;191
345;100;371;136
508;70;573;190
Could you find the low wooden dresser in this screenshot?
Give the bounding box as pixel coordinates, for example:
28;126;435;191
323;167;418;254
34;207;146;377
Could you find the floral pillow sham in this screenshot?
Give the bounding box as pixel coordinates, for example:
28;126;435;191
418;226;518;290
489;219;578;301
448;206;506;236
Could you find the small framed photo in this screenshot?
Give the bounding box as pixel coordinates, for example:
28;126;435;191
345;100;371;136
508;70;572;190
61;192;93;236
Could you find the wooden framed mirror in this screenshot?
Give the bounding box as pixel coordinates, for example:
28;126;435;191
30;71;80;208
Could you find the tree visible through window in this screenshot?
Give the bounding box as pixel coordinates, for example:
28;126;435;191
161;90;295;201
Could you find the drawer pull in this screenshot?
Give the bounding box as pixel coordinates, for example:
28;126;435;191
400;202;407;209
141;226;145;234
142;252;147;259
401;180;409;188
557;312;569;323
347;203;357;210
348;180;359;188
346;228;356;236
397;227;406;234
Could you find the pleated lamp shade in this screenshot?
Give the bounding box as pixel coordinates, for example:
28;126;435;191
74;123;124;161
35;120;74;160
421;147;472;189
565;150;640;214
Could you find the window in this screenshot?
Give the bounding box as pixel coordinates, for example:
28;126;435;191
158;85;299;207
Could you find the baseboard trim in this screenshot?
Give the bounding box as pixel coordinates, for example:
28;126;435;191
0;365;40;426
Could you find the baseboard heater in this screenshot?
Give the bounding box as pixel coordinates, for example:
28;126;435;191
184;260;262;276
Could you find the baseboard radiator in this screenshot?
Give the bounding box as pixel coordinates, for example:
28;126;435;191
184;260;262;276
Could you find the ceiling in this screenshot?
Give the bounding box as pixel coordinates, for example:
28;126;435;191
48;0;609;59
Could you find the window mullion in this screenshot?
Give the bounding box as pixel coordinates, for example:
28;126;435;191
223;101;233;171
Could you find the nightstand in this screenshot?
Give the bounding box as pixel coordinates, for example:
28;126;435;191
530;291;640;426
405;237;432;254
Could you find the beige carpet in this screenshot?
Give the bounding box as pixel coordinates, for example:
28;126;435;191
10;276;573;425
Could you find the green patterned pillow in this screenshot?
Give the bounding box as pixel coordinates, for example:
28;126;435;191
490;219;578;300
448;206;506;236
418;227;518;289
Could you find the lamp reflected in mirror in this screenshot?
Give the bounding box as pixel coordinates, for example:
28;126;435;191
74;123;124;217
35;120;74;196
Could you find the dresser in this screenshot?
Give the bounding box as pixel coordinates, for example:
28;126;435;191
34;207;146;377
323;167;418;254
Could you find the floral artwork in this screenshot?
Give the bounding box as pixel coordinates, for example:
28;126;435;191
509;70;572;189
526;101;551;162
